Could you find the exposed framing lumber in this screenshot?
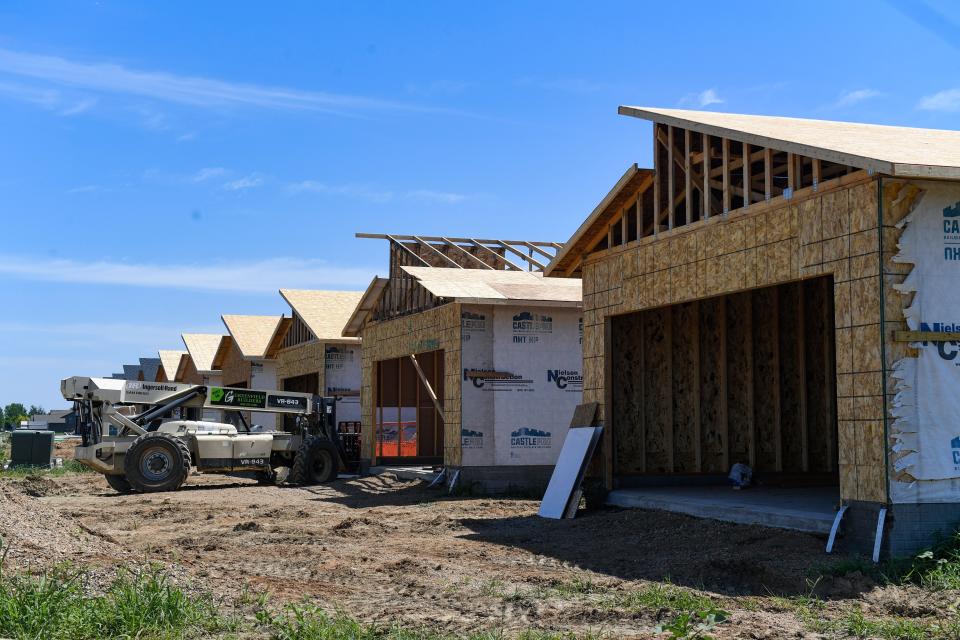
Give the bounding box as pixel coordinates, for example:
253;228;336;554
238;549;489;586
387;235;431;267
439;236;495;269
692;301;702;471
722;137;731;215
358;233;558;272
702;133;710;219
744;296;756;467
412;236;462;268
409;354;443;418
468;238;524;271
812;158;822;190
495;240;546;271
772;287;782;472
743;143;752;207
639;319;646;473
684;129;693;223
667;125;675;230
517;241;555;261
653;158;661;237
665;307;675;472
797;284;808;472
764;148;773;201
719;298;729;471
787;152;797;193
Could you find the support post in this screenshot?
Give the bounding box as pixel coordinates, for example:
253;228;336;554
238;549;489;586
798;284;809;472
667;126;675;230
684;128;693;222
764;148;773;202
702;133;710;219
722;137;731;216
743;143;752;207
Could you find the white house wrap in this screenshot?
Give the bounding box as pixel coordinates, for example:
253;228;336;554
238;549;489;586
892;182;960;500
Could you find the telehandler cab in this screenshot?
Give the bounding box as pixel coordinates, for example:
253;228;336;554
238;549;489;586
61;376;358;493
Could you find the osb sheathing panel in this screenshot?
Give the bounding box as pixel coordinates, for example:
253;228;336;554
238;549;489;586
724;293;752;468
220;339;252;387
584;176;886;501
699;298;727;473
277;340;325;395
359;303;461;466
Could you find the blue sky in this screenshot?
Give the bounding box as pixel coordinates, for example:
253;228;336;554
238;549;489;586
1;0;959;410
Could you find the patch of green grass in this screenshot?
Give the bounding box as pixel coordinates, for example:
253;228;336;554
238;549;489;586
0;458;94;478
777;582;960;640
0;563;232;640
600;581;716;614
817;526;960;592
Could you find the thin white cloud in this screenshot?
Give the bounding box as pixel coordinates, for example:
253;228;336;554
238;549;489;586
679;88;724;108
829;88;882;109
66;184;107;195
406;189;467;204
191;167;227;182
222;173;264;191
288;181;468;204
0;255;376;293
0;47;456;117
59;96;98;116
918;88;960;111
0;80;60;109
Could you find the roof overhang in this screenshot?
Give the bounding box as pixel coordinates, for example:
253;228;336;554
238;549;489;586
545;164;654;277
343;277;389;337
618;106;960;180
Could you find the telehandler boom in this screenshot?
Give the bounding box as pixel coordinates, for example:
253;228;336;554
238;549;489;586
61;376;356;493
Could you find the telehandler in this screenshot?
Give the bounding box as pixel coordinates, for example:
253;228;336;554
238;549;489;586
61;376;358;493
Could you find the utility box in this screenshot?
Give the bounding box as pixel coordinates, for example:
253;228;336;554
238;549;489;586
10;430;55;468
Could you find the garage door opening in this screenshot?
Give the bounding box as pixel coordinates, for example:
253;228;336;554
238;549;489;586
375;350;444;465
608;276;839;532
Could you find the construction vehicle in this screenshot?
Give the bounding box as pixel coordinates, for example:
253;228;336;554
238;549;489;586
61;376;359;494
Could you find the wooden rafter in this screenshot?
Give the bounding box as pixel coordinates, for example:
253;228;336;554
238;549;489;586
358;233;558;272
468;239;524;271
411;236;462;268
438;236;495;269
495;240;546;270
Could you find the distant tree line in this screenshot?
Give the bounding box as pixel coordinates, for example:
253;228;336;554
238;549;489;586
1;403;46;429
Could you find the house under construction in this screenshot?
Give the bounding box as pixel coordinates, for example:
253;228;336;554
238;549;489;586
546;107;960;554
344;234;583;491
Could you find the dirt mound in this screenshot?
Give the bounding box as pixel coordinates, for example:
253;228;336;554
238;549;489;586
0;478;130;572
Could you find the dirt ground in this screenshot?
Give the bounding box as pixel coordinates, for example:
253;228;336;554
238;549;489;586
2;471;956;639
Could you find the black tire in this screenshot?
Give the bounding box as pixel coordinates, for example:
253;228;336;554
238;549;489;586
289;436;339;485
254;468;276;485
104;474;133;494
123;432;191;493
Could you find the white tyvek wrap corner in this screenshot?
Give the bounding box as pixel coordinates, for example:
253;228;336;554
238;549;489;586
889;183;960;502
460;304;583;467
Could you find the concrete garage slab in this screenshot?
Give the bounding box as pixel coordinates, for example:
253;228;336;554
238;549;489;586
606;486;839;534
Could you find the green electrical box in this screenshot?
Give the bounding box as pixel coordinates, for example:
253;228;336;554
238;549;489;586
10;430;55;468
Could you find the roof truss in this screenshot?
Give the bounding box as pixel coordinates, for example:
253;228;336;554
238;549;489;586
547;122;864;277
357;233;560;272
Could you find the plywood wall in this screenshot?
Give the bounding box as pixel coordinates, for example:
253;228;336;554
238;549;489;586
611;277;838;480
583;175;886;501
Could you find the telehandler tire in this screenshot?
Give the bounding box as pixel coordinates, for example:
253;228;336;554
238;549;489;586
123;432;191;493
104;474;133;494
290;436;338;485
